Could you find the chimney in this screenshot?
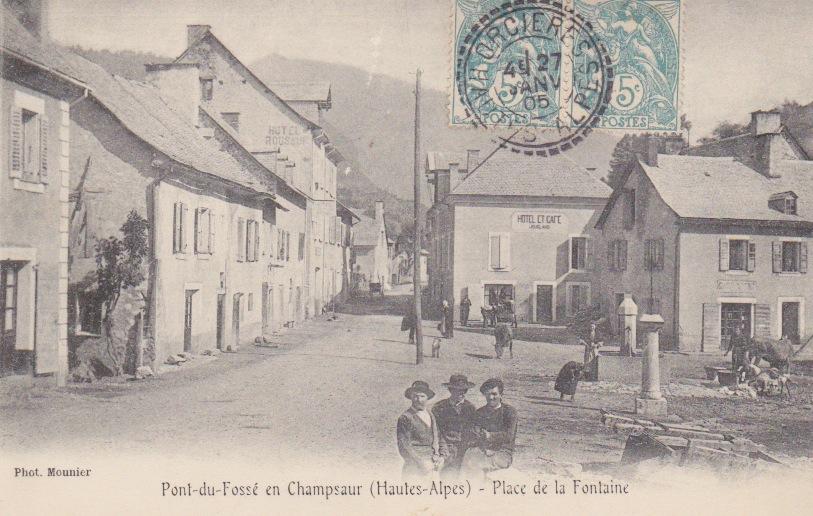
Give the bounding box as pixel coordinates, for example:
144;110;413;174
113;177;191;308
375;201;384;224
6;0;48;40
643;136;659;167
145;63;201;127
751;110;783;178
466;149;480;173
187;25;211;47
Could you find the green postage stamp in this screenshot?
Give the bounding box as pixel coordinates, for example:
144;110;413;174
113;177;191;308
452;0;681;152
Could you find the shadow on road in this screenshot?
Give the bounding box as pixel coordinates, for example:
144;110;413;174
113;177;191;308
335;293;413;316
465;353;496;360
287;351;414;366
375;338;414;346
523;395;605;413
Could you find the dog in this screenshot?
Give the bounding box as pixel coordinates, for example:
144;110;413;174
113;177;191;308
431;337;442;358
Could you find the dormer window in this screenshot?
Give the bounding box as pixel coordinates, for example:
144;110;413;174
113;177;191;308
769;192;798;215
200;79;213;101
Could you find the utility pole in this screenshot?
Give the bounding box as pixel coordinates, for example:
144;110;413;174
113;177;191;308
413;68;424;365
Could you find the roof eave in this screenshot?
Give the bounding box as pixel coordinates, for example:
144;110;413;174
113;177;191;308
677;217;813;230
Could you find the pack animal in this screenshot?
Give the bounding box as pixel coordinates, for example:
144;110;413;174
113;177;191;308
749;338;794;373
747;365;793;399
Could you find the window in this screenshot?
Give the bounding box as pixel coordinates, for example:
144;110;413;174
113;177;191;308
1;265;19;334
10;105;48;185
200;79;213;101
194;208;213;254
298;232;305;260
644;238;664;271
248;293;254;311
484;284;514;308
221;112;240;132
489;233;510;270
769;192;798;215
608;239;627;271
772;241;808;274
623;189;636;229
643;297;661;315
173;202;189;254
570;237;587;270
720;238;755;272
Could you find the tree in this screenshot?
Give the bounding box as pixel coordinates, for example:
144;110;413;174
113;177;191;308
680;114;692;146
608;133;687;190
711;121;748;140
95;210;149;374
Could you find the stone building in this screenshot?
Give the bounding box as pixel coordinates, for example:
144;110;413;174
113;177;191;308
592;111;813;351
351;201;391;291
425;149;612;324
66;53;295;368
172;25;354;315
0;4;87;384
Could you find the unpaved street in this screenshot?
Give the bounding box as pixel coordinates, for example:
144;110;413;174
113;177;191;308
2;293;812;477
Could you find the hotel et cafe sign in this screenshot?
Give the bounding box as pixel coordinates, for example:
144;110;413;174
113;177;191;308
511;211;566;232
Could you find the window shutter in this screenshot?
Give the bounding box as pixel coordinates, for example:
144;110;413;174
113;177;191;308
607;241;616;272
9;107;23;178
772;241;782;273
299;232;305;260
285;231;291;261
208;211;215;254
172;202;181;253
39;115;49;183
181;204;189;253
194;209;202;253
754;304;772;340
585;238;593;270
719;239;729;272
490;235;500;269
702;303;721;351
255;221;261;262
500;234;510;269
746;242;756;272
644;240;652;270
237;218;245;261
801;242;808;273
656;239;664;270
620;240;628;271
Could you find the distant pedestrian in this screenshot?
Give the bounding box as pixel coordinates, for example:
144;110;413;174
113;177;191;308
461;378;517;479
554;361;585;402
397;381;446;479
438;299;453;338
402;304;417;344
494;323;513;359
432;374;477;478
460;295;471;327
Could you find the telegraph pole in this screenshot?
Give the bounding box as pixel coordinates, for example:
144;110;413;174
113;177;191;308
413;68;424;365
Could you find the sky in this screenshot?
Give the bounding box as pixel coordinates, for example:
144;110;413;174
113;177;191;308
48;0;813;139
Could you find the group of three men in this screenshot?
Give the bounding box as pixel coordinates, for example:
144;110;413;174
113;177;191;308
396;375;518;479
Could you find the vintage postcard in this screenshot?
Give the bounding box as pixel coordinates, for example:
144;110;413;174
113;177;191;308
1;0;812;514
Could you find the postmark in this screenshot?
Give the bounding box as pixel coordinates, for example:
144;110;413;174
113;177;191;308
451;0;681;155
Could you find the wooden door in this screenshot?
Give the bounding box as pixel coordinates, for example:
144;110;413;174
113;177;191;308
261;283;270;335
782;302;800;344
536;285;552;324
232;294;241;350
183;290;194;352
216;294;225;350
1;264;19;375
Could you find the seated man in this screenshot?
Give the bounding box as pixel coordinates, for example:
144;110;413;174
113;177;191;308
461;378;518;478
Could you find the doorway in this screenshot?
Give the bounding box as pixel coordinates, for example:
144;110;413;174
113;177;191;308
232;293;242;350
721;303;752;347
183;290;195;352
1;263;19;375
261;283;270;335
216;294;225;350
536;285;553;324
781;302;800;344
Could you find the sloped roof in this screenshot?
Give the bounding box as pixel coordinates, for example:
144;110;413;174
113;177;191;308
174;28;318;131
352;215;384;247
1;6;84;86
638;154;813;223
426;151;469;171
266;82;331;102
451;150;612;199
63;52;267;194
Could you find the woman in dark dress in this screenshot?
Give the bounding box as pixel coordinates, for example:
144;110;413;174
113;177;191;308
554;361;585;402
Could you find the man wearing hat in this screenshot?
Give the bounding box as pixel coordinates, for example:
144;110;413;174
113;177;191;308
461;378;518;478
397;381;446;479
431;374;477;477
